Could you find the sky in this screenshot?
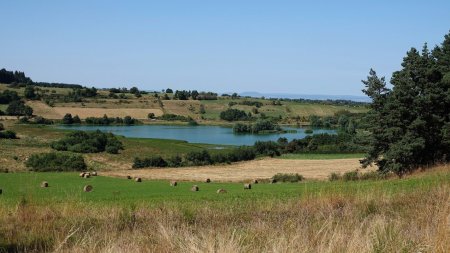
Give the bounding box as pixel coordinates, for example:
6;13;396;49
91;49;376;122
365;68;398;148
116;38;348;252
1;1;450;96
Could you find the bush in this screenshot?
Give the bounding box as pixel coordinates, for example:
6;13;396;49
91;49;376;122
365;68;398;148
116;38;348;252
85;115;139;125
220;108;249;121
158;114;189;121
166;155;183;167
328;172;342;181
51;130;124;154
0;123;3;131
304;129;313;134
185;150;212;166
133;156;167;168
272;173;304;183
254;141;280;157
0;130;17;139
343;171;359;181
25;152;86;172
6;100;33;116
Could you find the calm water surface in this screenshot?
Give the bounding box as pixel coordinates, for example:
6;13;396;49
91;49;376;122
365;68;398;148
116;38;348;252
57;125;335;146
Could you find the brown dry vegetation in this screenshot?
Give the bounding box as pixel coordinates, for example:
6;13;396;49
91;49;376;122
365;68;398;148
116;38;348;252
105;158;365;182
27;101;163;119
0;168;448;253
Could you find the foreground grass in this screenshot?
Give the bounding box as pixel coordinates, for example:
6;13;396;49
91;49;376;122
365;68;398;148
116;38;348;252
0;166;449;252
279;153;366;160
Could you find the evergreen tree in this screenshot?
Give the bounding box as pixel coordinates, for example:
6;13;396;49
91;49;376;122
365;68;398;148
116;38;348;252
362;32;450;175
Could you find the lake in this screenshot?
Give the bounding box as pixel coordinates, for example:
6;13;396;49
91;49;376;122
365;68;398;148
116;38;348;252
56;125;335;146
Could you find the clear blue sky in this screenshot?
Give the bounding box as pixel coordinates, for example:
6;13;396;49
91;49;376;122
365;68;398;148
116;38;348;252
1;1;449;95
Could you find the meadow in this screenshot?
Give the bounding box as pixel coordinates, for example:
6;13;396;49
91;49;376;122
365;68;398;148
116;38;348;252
0;166;448;252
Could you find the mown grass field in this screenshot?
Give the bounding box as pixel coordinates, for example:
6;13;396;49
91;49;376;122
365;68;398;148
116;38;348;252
0;167;448;252
279;153;366;159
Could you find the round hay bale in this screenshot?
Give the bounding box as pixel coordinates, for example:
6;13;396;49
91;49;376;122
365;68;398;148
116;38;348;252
83;185;93;192
216;189;227;194
127;175;132;179
270;178;277;184
170;180;177;186
191;185;199;192
244;183;252;190
91;171;97;176
135;177;142;182
79;172;85;177
83;174;90;179
205;178;211;183
40;181;49;188
253;179;259;184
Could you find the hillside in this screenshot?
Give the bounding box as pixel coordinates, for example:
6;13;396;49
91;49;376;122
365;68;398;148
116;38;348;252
0;83;368;123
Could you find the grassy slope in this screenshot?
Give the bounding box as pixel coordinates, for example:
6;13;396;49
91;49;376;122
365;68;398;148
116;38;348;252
0;167;448;205
0;167;448;252
0;84;368;121
0;124;230;172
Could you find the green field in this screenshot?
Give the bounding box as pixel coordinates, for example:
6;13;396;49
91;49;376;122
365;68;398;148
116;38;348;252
1;170;448;206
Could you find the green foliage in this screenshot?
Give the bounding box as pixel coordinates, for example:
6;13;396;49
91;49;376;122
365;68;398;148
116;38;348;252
0;130;17;139
24;85;37;99
51;130;124;154
25;152;86;172
6;100;33;116
133;156;168;168
233;119;282;134
220;108;249;121
239;100;263;107
304;129;313;134
254;141;280;157
272;173;304;183
158;114;189;121
0;90;20;104
342;171;359;181
361;32;450;175
85;115;139;125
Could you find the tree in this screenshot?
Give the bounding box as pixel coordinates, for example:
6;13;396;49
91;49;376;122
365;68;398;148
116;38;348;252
24;85;37;99
361;32;450;175
73;115;81;124
165;88;173;93
6;100;33;116
62;113;74;124
130;86;139;94
191;90;199;100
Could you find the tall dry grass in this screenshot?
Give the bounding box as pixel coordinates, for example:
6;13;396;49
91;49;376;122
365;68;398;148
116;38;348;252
0;182;448;253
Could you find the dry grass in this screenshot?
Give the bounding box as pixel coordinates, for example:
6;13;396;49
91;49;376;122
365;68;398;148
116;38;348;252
105;158;366;182
0;175;448;253
27;101;163;119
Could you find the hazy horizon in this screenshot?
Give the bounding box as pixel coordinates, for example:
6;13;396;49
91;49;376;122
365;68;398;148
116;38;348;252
2;1;450;96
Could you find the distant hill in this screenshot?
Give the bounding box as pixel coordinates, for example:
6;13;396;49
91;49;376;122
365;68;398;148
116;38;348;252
239;92;371;102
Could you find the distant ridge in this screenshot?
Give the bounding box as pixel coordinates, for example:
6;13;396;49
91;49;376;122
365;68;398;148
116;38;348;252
238;92;371;102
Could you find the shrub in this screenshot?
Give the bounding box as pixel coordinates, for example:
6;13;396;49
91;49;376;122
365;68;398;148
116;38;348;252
133;156;167;168
185;150;212;166
25;152;87;172
158;114;189;121
166;155;183;167
6;100;33;116
328;172;342;181
254;141;280;157
51;130;124;154
272;173;304;183
0;130;17;139
343;171;359;181
304;129;313;134
0;123;3;131
220;108;249;121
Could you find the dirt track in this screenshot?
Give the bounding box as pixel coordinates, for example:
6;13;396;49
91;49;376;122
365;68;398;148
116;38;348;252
104;158;366;182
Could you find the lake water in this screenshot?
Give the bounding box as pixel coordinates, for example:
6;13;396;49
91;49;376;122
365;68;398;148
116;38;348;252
56;125;335;146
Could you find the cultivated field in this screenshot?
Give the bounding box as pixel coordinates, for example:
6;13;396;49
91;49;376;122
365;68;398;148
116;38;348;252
27;101;163;119
105;157;365;182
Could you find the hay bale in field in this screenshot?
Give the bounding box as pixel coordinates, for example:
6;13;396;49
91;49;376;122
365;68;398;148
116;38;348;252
253;179;259;184
40;181;49;188
83;173;90;178
135;177;142;182
170;180;177;186
191;185;199;192
244;183;252;190
79;172;85;177
127;175;132;179
205;178;211;183
270;178;277;184
216;189;227;194
83;185;93;192
91;171;97;176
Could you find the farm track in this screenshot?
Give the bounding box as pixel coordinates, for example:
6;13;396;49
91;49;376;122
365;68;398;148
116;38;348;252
104;157;365;182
